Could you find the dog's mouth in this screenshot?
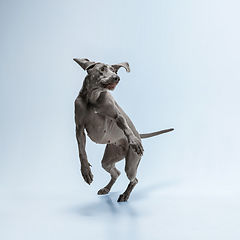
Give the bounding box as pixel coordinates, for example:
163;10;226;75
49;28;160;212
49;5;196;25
105;82;118;90
102;81;119;91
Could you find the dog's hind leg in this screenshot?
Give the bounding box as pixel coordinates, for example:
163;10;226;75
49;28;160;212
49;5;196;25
117;147;141;202
97;144;126;195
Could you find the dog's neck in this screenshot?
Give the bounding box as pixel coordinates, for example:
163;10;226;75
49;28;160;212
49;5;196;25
79;75;106;104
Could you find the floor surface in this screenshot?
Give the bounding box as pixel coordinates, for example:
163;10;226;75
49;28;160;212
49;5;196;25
1;183;239;240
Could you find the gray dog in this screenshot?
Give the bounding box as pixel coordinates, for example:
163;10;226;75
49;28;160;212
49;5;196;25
73;58;173;202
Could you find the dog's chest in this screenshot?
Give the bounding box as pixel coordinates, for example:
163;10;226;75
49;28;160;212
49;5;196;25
85;111;125;144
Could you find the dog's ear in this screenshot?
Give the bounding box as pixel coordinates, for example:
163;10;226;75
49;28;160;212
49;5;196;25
111;62;130;73
73;58;96;71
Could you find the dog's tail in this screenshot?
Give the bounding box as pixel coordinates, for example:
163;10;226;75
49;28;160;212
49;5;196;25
140;128;174;139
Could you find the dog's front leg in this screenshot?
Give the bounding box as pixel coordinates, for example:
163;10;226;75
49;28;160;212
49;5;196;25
95;91;144;156
115;115;144;156
76;125;93;184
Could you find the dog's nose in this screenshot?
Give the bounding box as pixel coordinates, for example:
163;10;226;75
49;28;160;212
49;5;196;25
112;75;120;83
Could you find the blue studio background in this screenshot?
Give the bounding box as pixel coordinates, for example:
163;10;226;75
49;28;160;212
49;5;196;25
1;0;240;239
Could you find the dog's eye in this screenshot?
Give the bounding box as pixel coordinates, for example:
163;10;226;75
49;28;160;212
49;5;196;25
100;67;105;72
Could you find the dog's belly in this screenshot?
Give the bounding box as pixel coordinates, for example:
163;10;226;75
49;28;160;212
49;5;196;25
85;113;126;144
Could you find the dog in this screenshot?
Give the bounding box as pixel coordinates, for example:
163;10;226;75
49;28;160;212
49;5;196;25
73;58;174;202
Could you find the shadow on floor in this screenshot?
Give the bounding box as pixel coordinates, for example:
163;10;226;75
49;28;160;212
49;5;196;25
67;179;180;217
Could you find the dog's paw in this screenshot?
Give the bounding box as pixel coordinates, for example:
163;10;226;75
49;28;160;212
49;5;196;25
81;164;93;185
117;193;129;202
97;187;110;195
129;136;144;156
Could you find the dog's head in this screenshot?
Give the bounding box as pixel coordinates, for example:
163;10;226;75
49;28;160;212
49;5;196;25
73;58;130;91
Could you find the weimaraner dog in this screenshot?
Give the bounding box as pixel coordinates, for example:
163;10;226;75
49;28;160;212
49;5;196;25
73;58;173;202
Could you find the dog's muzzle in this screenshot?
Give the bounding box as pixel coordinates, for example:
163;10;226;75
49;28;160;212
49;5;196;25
102;75;120;90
